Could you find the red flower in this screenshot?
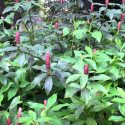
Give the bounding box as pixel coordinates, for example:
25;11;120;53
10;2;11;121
73;46;75;49
43;100;47;110
46;52;50;70
91;4;94;13
84;64;89;75
39;18;42;22
55;22;59;30
118;22;121;31
60;0;63;4
121;13;124;22
17;107;22;125
60;31;63;35
122;0;125;4
93;49;96;54
87;20;90;24
7;118;11;125
105;0;109;8
15;32;20;44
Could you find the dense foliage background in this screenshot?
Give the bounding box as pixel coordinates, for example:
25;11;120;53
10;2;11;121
0;0;125;125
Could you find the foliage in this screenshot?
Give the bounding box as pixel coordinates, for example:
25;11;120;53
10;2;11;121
0;0;125;125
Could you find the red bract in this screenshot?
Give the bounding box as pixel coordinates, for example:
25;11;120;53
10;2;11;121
91;4;94;13
60;31;63;35
43;100;47;110
121;13;124;22
122;0;125;4
1;17;4;20
17;107;22;125
73;46;75;49
27;0;31;2
93;49;96;54
7;118;11;125
118;22;121;31
16;0;20;3
15;32;20;44
60;0;63;4
105;0;109;8
87;20;90;24
39;18;42;22
46;52;50;70
55;22;59;30
84;64;89;75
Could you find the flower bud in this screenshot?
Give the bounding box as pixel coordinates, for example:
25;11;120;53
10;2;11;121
11;26;13;29
1;17;4;20
17;107;22;125
105;0;109;8
87;20;90;24
121;13;124;22
118;22;121;32
39;18;42;22
7;118;11;125
46;52;50;70
55;22;59;30
93;49;96;54
16;0;20;3
60;0;63;4
122;0;125;4
27;0;31;2
84;64;89;75
73;46;75;49
91;4;94;13
60;31;63;35
43;100;47;111
15;32;20;44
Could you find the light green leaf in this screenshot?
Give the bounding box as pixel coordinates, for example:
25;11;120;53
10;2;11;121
112;98;125;103
63;27;70;36
85;59;97;70
118;105;125;117
80;74;88;88
85;46;92;58
109;116;125;122
66;74;81;84
117;87;125;98
86;118;97;125
47;94;57;107
8;88;18;100
28;102;46;109
91;31;102;42
28;110;36;121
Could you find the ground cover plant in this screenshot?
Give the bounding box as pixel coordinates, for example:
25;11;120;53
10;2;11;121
0;0;125;125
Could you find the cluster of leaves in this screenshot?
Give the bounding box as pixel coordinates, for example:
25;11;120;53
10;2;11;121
0;0;125;125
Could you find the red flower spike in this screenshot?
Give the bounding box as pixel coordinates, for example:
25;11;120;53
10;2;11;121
27;0;31;2
16;0;20;3
121;13;124;22
122;0;125;4
91;4;94;13
55;22;59;30
7;118;11;125
17;107;22;125
39;18;42;22
60;31;63;35
60;0;63;4
93;49;96;54
15;32;20;44
118;22;121;31
87;20;90;24
105;0;109;8
46;52;50;70
84;64;89;75
43;100;47;110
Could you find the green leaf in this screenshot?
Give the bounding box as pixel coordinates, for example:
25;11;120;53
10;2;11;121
110;66;119;80
75;105;84;119
16;69;26;82
9;96;22;110
85;59;97;70
66;74;81;84
109;116;125;122
80;74;88;88
47;94;57;108
17;53;26;67
45;76;53;95
91;31;102;42
0;93;4;106
65;87;80;98
63;27;70;36
33;73;47;85
85;46;92;58
8;88;18;100
117;87;125;98
3;6;14;14
69;83;81;89
89;74;111;81
86;118;97;125
115;37;122;48
118;105;125;117
28;110;36;121
73;29;87;40
51;103;69;111
112;98;125;103
19;81;30;88
121;122;125;125
37;117;52;123
91;102;112;112
28;102;46;109
18;117;31;123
